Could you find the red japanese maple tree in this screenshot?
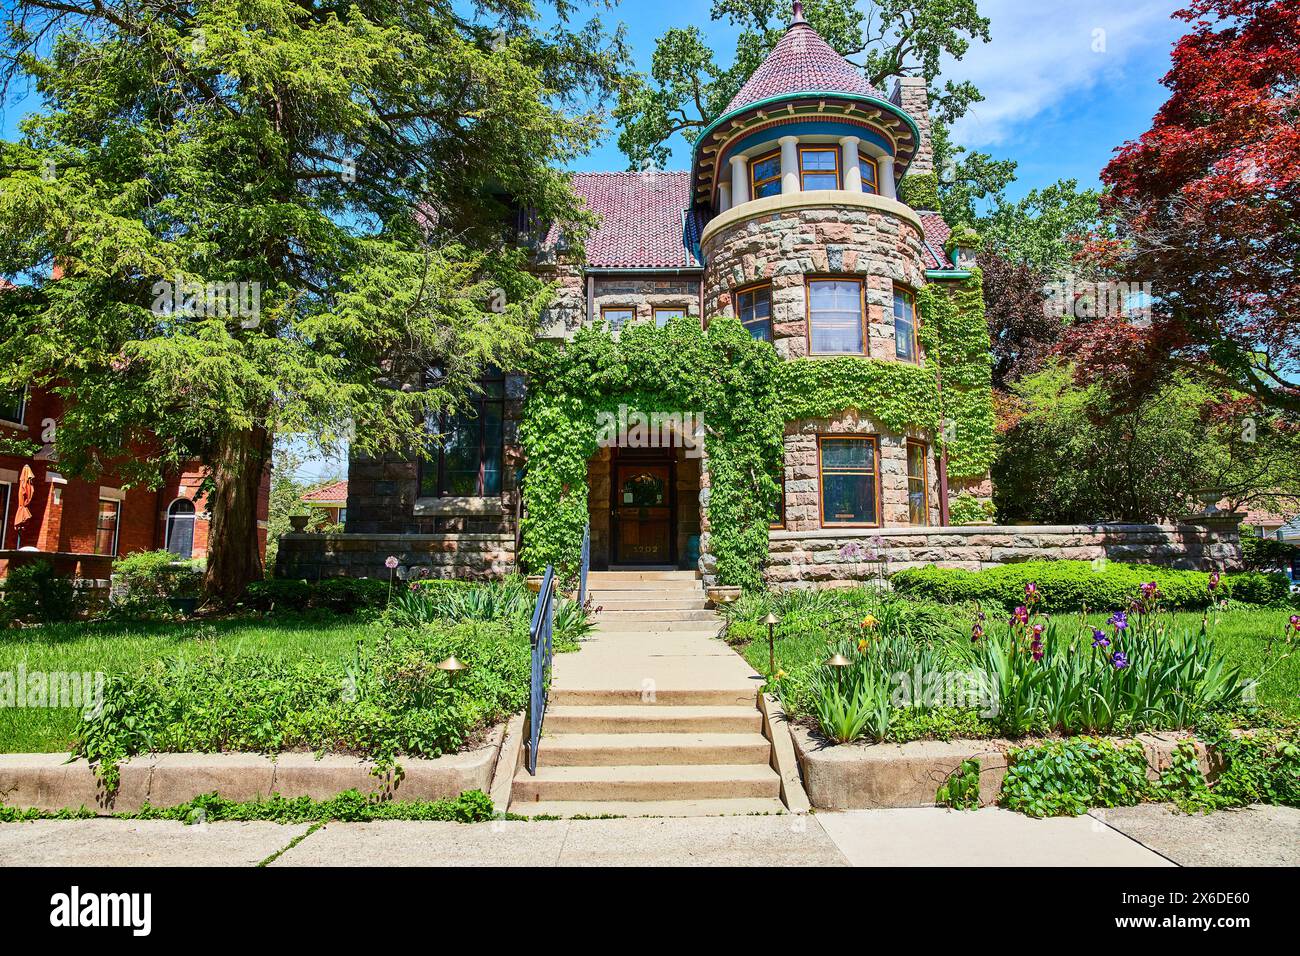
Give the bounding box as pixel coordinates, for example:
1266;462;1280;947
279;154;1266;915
1071;0;1299;415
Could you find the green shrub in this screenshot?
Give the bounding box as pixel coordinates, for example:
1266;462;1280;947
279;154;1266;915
890;560;1284;611
110;551;202;618
1000;738;1152;817
386;575;594;648
1240;533;1297;573
244;577;389;614
75;619;530;789
0;560;77;626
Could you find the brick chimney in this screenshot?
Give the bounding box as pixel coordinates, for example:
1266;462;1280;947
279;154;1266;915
894;76;934;176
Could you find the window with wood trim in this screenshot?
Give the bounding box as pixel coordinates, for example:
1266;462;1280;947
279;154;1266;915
894;287;918;361
808;278;865;354
858;153;880;195
750;151;782;199
799;146;840;190
95;499;121;556
770;462;786;530
906;440;929;526
420;370;505;498
818;436;880;527
735;284;773;342
653;307;687;328
601;306;635;332
166;498;197;559
0;387;26;425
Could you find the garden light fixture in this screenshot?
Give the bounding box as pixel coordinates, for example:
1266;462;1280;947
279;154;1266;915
763;612;779;674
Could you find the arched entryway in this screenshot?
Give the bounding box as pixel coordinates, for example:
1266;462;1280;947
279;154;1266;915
587;443;702;570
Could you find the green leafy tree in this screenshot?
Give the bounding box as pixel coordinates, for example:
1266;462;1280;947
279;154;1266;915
0;0;626;602
615;0;990;170
980;179;1104;272
929;118;1017;225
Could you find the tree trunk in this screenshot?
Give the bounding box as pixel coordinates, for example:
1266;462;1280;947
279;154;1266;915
203;426;271;606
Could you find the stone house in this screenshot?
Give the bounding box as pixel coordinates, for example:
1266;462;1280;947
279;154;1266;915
277;6;1241;585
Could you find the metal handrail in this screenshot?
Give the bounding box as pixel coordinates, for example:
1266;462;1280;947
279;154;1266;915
524;564;556;776
578;523;591;609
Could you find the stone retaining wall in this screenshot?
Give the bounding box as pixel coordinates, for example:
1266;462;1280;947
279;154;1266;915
276;532;515;581
766;516;1243;587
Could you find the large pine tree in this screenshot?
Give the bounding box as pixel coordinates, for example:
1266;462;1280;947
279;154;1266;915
0;1;625;601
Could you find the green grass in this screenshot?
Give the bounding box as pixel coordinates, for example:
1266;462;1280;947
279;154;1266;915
0;613;372;753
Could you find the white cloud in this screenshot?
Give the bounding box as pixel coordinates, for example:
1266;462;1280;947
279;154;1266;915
938;0;1186;147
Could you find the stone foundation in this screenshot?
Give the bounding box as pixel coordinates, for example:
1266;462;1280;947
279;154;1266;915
766;517;1243;587
276;532;515;581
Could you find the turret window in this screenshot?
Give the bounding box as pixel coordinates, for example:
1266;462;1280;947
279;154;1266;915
894;288;918;361
750;152;782;199
735;284;772;342
799;146;840;190
808;278;864;354
859;154;880;195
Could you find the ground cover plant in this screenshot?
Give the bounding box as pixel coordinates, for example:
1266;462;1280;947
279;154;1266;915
0;575;591;793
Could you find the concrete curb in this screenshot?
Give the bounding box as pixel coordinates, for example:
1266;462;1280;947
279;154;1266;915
490;714;525;815
757;693;810;814
791;725;1227;810
0;725;505;814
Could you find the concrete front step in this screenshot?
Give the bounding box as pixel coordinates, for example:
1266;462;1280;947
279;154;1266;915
593;598;710;611
594;609;717;622
550;688;757;707
545;705;763;734
585;582;705;595
587;571;700;583
594;620;722;633
512;763;782;802
539;732;772;767
511;798;787;818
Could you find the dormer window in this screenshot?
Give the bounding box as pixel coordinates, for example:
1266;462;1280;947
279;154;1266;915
750;152;782;199
859;154;880;196
799;147;840;190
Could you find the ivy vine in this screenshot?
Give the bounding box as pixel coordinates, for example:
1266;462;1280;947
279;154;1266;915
518;270;994;587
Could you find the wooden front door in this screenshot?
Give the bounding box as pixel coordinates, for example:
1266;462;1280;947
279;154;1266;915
613;461;674;565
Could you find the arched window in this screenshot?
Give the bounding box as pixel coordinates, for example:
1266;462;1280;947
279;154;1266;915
166;498;197;559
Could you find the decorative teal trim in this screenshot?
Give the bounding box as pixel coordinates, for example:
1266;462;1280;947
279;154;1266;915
925;270;973;280
690;91;922;192
719;120;895;167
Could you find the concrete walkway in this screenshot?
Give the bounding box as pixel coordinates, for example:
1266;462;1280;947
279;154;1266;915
4;805;1293;867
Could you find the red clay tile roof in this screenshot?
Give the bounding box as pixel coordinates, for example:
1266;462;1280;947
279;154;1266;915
724;22;881;116
559;171;701;270
302;480;347;505
917;211;956;270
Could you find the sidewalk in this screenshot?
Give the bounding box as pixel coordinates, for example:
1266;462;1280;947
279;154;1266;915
2;804;1294;867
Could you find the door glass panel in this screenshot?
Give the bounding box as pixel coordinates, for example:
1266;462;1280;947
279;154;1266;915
621;472;665;507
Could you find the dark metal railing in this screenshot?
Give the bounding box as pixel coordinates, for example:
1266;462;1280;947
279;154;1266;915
525;564;556;776
578;522;591;609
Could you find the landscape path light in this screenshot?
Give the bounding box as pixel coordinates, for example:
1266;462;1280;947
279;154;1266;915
763;612;780;675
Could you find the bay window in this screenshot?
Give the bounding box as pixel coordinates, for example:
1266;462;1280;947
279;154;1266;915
818;436;879;527
735;284;773;342
906;440;929;526
859;154;880;195
894;287;918;361
799;146;840;190
750;152;782;199
808;278;864;354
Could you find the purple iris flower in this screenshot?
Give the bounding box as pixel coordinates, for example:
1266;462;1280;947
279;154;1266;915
1108;611;1129;631
1111;652;1129;669
1091;628;1110;648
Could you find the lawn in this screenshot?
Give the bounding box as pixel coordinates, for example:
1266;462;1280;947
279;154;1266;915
0;614;372;753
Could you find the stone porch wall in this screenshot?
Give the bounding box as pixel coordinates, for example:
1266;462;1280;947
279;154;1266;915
766;517;1243;587
276;532;515;582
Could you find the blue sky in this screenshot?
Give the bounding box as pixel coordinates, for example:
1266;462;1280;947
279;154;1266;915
573;0;1189;202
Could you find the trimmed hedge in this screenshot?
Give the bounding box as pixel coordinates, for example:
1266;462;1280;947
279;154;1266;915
889;560;1289;612
245;577;390;614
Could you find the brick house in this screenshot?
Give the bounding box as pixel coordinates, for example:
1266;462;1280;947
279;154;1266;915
0;384;271;582
277;6;1243;585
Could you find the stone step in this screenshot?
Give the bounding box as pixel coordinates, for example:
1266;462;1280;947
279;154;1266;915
538;733;772;767
583;583;705;595
550;688;756;707
511;763;782;803
510;798;787;819
586;571;701;583
592;597;711;611
545;705;763;734
593;609;718;623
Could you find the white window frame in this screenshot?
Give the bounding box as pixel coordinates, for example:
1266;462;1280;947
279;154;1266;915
95;498;122;556
164;497;197;558
0;481;10;549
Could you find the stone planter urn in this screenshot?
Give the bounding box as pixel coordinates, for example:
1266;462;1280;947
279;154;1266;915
289;514;310;532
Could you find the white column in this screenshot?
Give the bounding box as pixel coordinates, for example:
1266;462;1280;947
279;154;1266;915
840;136;862;192
729;155;750;206
718;181;732;213
879;155;897;200
780;136;800;194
